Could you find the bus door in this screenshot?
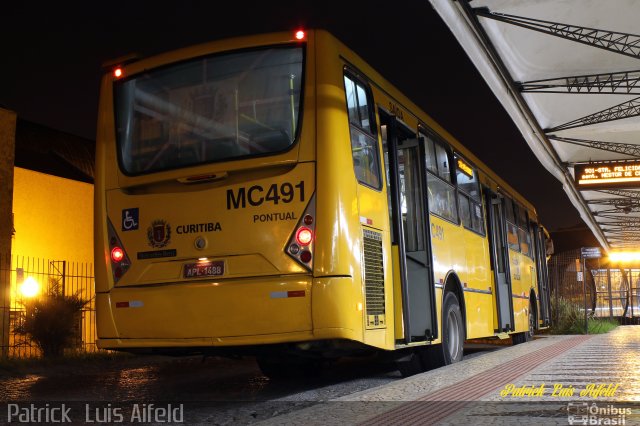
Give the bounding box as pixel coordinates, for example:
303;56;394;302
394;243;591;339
380;110;437;343
532;223;551;326
485;189;514;332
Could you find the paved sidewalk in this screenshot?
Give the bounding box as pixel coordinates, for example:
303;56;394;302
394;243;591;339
258;326;640;425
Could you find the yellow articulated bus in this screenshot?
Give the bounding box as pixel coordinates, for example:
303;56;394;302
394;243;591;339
95;29;552;377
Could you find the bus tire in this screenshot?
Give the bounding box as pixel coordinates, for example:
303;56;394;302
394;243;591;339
512;304;535;345
422;291;464;370
438;291;465;365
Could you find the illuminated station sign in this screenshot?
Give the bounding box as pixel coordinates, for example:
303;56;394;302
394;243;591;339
574;160;640;189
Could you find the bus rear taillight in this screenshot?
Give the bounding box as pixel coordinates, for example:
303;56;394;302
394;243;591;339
286;194;316;271
107;220;131;283
294;30;305;40
111;247;124;263
296;227;313;246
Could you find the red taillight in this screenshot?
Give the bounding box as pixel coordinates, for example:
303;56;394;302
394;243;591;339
114;67;123;78
296;227;313;246
295;30;305;40
107;219;131;283
300;250;312;263
111;247;124;263
285;194;315;271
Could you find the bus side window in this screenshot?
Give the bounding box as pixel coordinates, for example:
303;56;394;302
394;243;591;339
425;136;438;175
459;193;472;228
422;131;458;223
455;154;484;234
516;205;532;257
344;74;381;189
504;196;520;251
435;143;451;183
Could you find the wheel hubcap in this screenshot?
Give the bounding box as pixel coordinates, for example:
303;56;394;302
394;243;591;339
528;311;535;338
447;310;460;359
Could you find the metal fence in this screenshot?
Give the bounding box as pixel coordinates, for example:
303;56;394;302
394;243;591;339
0;254;97;358
549;248;640;325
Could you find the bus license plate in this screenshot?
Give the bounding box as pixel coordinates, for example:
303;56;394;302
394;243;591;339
183;261;224;278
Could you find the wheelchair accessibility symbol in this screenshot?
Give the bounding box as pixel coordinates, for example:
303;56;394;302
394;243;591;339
122;208;139;231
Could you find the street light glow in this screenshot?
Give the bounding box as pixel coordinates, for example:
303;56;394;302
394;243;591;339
608;251;640;263
20;276;40;298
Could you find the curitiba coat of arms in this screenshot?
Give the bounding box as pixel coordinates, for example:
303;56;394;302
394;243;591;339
147;219;171;248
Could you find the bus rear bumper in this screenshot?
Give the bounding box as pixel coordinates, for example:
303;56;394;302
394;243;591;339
96;331;317;351
96;276;314;346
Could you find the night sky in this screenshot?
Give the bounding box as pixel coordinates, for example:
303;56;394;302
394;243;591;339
0;2;583;232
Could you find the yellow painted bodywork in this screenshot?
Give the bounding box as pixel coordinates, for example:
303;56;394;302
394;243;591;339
96;29;545;353
508;249;537;333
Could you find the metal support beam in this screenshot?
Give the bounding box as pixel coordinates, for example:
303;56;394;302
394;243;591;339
546;97;640;132
474;9;640;60
608;236;640;242
595;207;640;215
587;198;640;206
602;228;640;235
588;199;640;214
596;189;640;198
519;70;640;95
434;0;609;250
599;227;640;233
596;217;640;225
551;135;640;157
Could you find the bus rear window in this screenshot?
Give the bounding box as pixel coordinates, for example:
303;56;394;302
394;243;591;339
114;46;304;175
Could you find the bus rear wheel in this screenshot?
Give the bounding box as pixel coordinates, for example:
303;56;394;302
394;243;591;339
441;291;464;364
512;304;535;345
422;291;464;368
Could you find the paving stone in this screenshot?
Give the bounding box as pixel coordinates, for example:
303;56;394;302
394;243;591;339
257;326;640;425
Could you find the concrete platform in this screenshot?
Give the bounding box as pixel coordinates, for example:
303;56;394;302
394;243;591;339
258;326;640;425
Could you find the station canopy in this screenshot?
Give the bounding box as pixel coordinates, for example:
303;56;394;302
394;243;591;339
430;0;640;252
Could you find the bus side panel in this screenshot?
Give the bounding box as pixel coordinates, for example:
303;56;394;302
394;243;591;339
314;32;360;278
509;251;527;333
391;245;403;341
96;293;118;339
430;215;463;343
95;75;119;295
522;255;537;330
463;231;494;338
312;277;360;342
312;33;369;346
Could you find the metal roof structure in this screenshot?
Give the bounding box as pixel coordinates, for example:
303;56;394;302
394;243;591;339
15;119;95;183
429;0;640;252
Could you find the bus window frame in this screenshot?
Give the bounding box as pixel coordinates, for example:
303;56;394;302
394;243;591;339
112;43;306;177
343;68;383;191
453;151;485;237
518;208;534;259
502;193;521;252
419;126;459;226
